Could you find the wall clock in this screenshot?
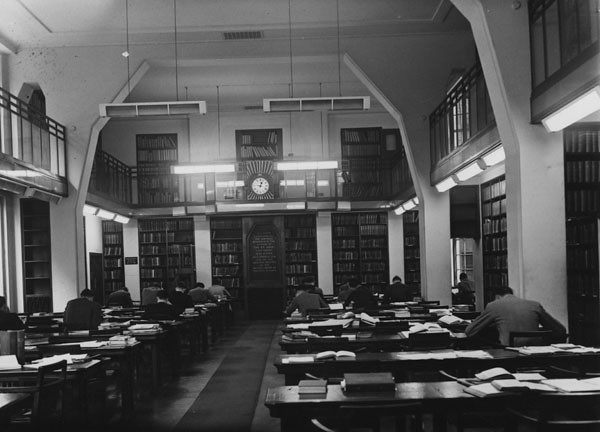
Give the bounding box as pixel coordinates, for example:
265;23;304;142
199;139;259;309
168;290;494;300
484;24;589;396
246;172;274;200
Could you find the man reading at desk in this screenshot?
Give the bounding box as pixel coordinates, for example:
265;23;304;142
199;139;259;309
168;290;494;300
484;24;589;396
284;284;328;317
64;289;103;331
465;286;566;346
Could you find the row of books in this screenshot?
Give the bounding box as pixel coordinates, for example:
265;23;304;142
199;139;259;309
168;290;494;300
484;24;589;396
102;222;123;233
481;178;506;201
359;225;387;236
286;252;315;262
137;148;178;162
240;145;278;159
359;213;387;224
286;240;315;251
483;272;508;288
341;159;381;170
214;254;239;264
333;251;359;261
104;258;122;268
284;227;316;238
212;242;242;253
360;262;386;272
482;217;507;235
104;281;125;291
566;222;598;245
342;129;380;144
403;211;419;224
140;219;194;232
137;134;177;149
138;192;180;205
361;239;386;248
564;129;599;153
363;273;387;283
343;171;381;183
216;277;241;288
483;236;507;252
360;250;384;260
565;189;600;213
213;266;240;276
482;199;507;218
138;176;179;189
565;160;600;184
334;263;357;272
404;248;420;259
334;227;359;237
333;239;357;249
140;232;175;243
404;235;418;247
211;219;242;229
483;255;508;270
140;269;163;279
567;248;599;270
286;264;314;273
103;246;123;256
102;233;122;245
333;214;359;225
285;218;315;228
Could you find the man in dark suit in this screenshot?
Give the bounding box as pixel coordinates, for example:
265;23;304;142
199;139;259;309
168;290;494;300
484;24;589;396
63;289;103;331
169;282;194;314
284;284;328;317
383;275;414;303
465;286;566;346
344;278;377;310
106;286;134;308
188;282;217;304
142;290;179;320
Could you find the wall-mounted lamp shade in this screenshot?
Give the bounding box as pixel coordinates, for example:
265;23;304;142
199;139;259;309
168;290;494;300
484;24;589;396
402;200;417;211
216;180;244;188
393;206;406;215
482;146;506;167
280;179;305;186
435;176;458;193
96;209;116;220
264;96;370;112
412;197;419;205
172;164;235;174
455;161;484;182
99;101;207;118
337;201;351;211
286;202;306;210
276;161;338;171
541;86;600;132
317;180;330;187
83;204;98;216
114;215;130;224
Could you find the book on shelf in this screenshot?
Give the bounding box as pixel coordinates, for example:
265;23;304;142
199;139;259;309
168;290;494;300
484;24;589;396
315;350;356;361
298;379;327;394
342;372;395;392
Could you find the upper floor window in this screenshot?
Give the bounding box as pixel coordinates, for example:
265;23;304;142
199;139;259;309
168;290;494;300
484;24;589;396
530;0;599;89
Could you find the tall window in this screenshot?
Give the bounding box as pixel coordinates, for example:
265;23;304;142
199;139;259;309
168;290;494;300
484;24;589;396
452;238;474;286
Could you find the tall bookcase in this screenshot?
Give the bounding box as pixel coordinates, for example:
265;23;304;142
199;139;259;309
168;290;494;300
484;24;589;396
136;134;179;206
138;217;195;290
481;175;508;305
235;129;283;161
331;211;389;294
210;216;244;300
341;128;383;199
21;199;52;313
284;214;318;301
403;211;420;295
564;125;600;345
102;221;124;300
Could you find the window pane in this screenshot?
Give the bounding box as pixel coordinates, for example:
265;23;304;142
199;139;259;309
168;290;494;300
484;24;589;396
546;1;561;76
560;0;580;64
531;13;546;86
579;0;597;51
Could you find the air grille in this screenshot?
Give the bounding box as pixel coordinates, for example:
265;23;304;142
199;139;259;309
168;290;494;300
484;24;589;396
223;31;263;40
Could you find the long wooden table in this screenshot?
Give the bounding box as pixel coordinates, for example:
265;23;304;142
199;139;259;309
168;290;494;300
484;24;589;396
274;348;600;384
265;381;509;432
0;393;31;427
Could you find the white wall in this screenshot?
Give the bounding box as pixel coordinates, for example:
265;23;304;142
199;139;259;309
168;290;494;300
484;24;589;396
387;211;404;281
316;212;333;294
123;219;140;301
194;216;212;285
83;214;103;292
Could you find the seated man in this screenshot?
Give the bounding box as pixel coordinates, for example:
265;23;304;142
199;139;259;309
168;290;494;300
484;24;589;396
383;275;414;303
189;282;217;304
0;296;25;330
142;289;179;321
344;278;377;310
169;281;194;314
64;289;103;331
284;284;328;317
455;272;476;305
106;286;134;308
465;286;567;346
208;279;232;300
303;275;324;298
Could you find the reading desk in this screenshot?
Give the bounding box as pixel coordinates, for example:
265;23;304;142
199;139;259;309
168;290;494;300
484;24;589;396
0;393;30;427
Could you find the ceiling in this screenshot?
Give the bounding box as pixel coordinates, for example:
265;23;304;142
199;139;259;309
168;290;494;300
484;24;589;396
0;0;471;113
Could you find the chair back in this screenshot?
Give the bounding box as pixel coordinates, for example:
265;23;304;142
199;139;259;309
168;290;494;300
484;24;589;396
334;402;422;432
508;330;554;347
408;332;452;350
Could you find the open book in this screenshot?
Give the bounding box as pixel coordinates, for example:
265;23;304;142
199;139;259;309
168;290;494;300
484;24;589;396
474;367;514;381
541;378;600;393
464;383;504;398
358;313;379;326
490;379;556;392
438;314;464;325
0;355;21;370
315;350;356;360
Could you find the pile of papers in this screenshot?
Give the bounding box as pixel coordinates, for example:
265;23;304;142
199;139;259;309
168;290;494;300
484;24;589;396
508;344;600;355
128;323;161;333
80;340;108;348
395;350;493;361
108;335;137;346
26;353;88;368
0;354;21;370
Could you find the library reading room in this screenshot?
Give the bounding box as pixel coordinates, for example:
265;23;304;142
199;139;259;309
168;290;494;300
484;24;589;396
0;0;599;431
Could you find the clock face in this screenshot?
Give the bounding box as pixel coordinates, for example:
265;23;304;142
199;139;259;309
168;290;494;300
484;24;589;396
251;176;270;195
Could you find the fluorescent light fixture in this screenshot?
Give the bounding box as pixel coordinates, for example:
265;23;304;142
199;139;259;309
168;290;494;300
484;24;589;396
99;101;207;118
280;179;305;187
337;201;351;211
172;164;235;174
114;215;130;224
541;86;600;132
96;209;116;220
434;176;458;192
83;204;98;216
394;206;406;215
0;169;43;178
482;146;506;167
455;161;484;182
317;180;330;187
286;202;306;210
235;203;265;208
263;96;370;113
412;197;419;205
172;206;187;216
216;180;244;188
276;161;339;171
402;200;417;211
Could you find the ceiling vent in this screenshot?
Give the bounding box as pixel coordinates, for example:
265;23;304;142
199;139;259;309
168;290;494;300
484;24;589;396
99;101;207;118
223;31;264;40
263;96;370;113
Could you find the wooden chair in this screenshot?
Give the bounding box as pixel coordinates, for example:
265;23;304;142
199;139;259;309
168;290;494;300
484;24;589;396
506;392;600;431
311;402;423;432
0;359;67;430
508;330;554;347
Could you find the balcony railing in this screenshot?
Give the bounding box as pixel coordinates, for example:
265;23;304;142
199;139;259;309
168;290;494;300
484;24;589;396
0;86;67;194
429;62;495;168
89;150;133;203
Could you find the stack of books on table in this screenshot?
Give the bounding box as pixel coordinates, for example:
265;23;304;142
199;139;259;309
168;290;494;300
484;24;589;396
108;335;137;347
281;330;318;343
128;323;161;334
298;379;327;394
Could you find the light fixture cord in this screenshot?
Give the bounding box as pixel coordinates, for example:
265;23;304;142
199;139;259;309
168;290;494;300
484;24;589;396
125;0;131;96
288;0;294;97
174;0;179;101
336;0;342;97
217;85;221;159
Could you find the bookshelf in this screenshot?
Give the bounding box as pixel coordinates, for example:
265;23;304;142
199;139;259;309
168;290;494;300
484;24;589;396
210;216;244;300
138;217;195;290
21;199;52;313
403;211;420;295
284;214;318;301
331;211;389;294
564;125;600;345
481;175;508;305
102;220;124;301
136;134;179;206
235;129;283;161
340;128;383;199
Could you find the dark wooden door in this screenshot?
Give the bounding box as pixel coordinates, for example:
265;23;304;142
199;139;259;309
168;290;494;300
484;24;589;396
89;252;104;305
